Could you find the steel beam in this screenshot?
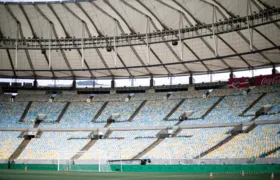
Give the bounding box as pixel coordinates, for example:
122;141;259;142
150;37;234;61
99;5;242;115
5;5;36;77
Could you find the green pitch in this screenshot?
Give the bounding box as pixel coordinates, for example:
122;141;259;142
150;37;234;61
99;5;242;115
0;170;276;180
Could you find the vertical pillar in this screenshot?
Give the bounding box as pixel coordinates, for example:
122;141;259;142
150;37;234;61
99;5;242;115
189;75;194;85
272;66;278;75
229;71;235;79
111;78;115;89
93;79;96;88
33;79;38;88
131;78;134;87
150;76;154;87
72;80;76;89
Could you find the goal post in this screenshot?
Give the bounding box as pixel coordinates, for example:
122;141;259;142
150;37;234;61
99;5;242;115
57;151;113;172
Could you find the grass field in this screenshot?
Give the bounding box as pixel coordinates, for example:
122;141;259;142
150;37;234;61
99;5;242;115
0;170;277;180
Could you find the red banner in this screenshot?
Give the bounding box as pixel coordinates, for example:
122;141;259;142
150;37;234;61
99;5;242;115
228;77;250;89
254;74;280;86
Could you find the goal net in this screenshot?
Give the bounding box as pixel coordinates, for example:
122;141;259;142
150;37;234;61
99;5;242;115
57;151;112;172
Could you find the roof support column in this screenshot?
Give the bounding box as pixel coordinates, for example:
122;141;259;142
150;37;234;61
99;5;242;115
111;78;115;89
150;76;154;87
272;66;278;75
229;71;235;79
33;79;38;88
169;76;173;85
131;78;134;87
247;0;254;51
189;74;195;85
92;80;96;88
72;80;76;89
251;68;255;77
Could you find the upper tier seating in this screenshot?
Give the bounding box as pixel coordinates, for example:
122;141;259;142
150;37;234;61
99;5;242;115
245;92;280;117
25;102;66;122
203;124;280;159
0;95;11;102
110;99;180;128
0;102;32;128
55;94;88;102
96;101;141;122
131;92;168;101
256;114;280;121
168;90;207;99
143;127;231;159
169;97;219;119
0;131;23;160
132;100;180;126
0;86;279;129
15;94;51;102
249;86;280;93
180;94;261;125
93;94;129;102
205;94;261;124
18;132;90;160
40;102;105;128
208;88;245;97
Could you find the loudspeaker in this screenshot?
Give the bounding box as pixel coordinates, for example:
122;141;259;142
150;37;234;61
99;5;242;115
172;40;178;46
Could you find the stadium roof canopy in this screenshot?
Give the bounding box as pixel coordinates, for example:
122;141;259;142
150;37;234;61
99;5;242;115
0;0;280;80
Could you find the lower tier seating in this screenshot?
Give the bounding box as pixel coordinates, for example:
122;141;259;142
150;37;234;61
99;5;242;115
203;124;280;159
143;127;231;159
79;138;157;160
18;132;90;160
267;149;280;158
0;125;279;160
0;131;23;160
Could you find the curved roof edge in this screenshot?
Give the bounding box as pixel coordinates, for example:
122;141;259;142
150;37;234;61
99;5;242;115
0;0;89;5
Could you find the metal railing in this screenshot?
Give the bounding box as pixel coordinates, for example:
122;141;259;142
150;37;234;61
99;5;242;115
0;8;279;50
